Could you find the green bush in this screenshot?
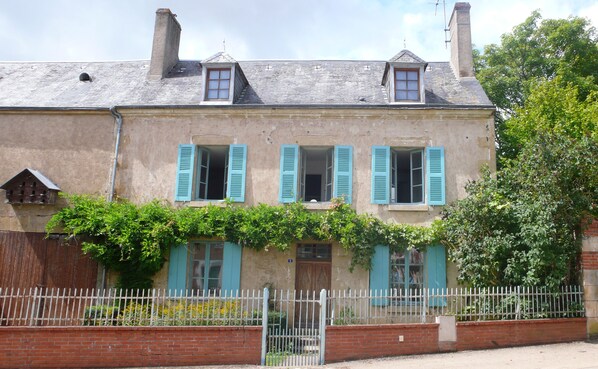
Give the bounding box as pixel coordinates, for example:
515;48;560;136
83;304;120;326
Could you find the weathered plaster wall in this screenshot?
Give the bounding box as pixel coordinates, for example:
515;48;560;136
0;112;115;233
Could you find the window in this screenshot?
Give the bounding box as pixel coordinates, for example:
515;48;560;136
371;146;445;205
391;149;423;204
369;244;447;307
390;249;424;291
279;145;353;204
189;242;223;293
175;144;247;202
167;241;242;295
206;68;231;100
395;69;420;102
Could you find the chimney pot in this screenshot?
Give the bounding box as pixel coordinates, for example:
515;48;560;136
449;2;474;78
148;8;182;80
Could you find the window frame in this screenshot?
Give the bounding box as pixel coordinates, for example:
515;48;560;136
394;68;420;102
193;145;229;201
390;148;425;205
205;68;232;101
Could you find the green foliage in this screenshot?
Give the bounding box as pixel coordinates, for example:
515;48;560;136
47;196;438;288
474;11;598;160
442;134;597;289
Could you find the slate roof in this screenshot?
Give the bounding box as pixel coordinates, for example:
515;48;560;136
0;58;492;108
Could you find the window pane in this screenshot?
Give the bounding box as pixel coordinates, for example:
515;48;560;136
407;91;419;100
396;81;407;90
412;169;422;185
220;70;231;79
208;80;219;89
208;70;220;79
412;152;422;168
396;91;407;100
410;250;423;264
409;265;423;289
210;243;224;261
395;70;406;80
207;90;218;99
407;81;418;90
407;71;418;80
413;186;423;203
218;90;229;99
220;80;230;89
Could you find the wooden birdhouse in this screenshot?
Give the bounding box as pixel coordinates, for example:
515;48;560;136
0;168;61;205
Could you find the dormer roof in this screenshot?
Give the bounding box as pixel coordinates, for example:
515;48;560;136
201;52;238;64
388;49;427;65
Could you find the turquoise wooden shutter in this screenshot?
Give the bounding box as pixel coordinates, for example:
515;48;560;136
279;145;299;203
370;245;390;306
333;146;353;204
175;144;196;201
226;144;247;202
426;244;447;307
426;147;445;205
371;146;390;204
167;244;188;293
222;242;242;294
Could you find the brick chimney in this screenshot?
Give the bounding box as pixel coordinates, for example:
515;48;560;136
448;2;474;78
148;8;181;80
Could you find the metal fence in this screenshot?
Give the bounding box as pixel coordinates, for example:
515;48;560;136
0;288;263;327
328;286;585;325
0;285;585;328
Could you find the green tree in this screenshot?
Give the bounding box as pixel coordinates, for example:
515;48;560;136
474;11;598;160
442;134;597;289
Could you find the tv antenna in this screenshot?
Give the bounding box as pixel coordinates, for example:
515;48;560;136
434;0;451;48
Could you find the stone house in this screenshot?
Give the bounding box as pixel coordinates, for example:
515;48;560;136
0;3;495;294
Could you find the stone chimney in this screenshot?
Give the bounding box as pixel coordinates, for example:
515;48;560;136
448;2;474;78
148;8;181;80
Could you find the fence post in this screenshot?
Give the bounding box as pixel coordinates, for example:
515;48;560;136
29;287;39;326
319;289;327;365
260;287;269;366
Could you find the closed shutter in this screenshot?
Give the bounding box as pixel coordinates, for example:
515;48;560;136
371;146;390;204
333;146;353;204
426;244;447;307
175;145;196;201
279;145;299;203
222;242;242;294
167;244;188;293
226;144;247;202
426;147;445;205
370;245;390;306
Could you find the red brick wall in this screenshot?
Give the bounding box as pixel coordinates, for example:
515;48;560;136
583;218;598;237
325;324;439;363
457;318;587;351
582;251;598;270
0;326;261;369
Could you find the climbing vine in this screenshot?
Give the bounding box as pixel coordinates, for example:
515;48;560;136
46;194;439;289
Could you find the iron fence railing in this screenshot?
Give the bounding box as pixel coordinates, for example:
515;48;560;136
328;285;585;325
0;285;585;327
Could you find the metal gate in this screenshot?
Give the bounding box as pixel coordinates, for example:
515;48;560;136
261;289;327;366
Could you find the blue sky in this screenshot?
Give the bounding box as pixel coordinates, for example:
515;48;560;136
1;0;596;62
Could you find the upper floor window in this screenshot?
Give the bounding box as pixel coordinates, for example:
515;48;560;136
206;68;231;100
279;145;353;204
395;69;420;102
175;144;247;202
371;146;445;206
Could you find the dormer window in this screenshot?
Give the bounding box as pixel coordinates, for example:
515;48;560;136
383;50;427;104
206;68;231;100
395;69;420;101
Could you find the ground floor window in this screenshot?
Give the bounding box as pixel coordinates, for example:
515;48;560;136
189;241;224;293
390;249;424;291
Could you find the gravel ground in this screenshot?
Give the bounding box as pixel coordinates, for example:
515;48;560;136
124;341;598;369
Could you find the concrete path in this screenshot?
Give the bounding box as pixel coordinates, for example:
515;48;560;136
128;341;598;369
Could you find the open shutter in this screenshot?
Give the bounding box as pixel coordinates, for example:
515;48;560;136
333;146;353;204
226;144;247;202
371;146;390;204
222;242;242;294
279;145;299;203
426;146;445;205
175;145;195;201
426;244;447;307
370;245;390;306
167;244;188;293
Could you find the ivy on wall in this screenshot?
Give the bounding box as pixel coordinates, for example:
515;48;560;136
46;194;439;289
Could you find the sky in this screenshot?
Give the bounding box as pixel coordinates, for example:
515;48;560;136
0;0;596;63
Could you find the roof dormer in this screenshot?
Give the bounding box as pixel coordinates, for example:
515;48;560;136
382;50;427;104
200;52;248;104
